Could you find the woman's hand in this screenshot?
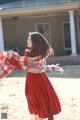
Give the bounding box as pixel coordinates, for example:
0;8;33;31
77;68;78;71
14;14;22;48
54;64;64;74
8;50;14;59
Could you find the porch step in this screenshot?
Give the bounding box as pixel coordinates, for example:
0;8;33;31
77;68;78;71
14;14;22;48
47;55;80;65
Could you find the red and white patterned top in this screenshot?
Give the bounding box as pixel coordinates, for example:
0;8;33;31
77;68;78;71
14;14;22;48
0;51;64;80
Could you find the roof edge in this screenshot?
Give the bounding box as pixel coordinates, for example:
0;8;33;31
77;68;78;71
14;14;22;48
0;2;79;17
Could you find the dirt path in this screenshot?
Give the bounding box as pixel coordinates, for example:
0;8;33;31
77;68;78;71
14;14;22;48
0;65;80;120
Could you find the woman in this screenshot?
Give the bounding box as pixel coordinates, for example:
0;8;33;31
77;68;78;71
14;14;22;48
8;32;61;120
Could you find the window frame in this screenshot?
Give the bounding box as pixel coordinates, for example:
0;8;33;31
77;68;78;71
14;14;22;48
78;19;80;45
62;21;71;51
35;22;51;44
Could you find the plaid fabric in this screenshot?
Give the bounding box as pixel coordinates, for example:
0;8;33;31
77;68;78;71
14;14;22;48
0;51;14;80
46;64;64;74
0;51;64;80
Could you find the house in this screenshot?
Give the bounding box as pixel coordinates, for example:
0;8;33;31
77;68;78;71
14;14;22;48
0;0;80;64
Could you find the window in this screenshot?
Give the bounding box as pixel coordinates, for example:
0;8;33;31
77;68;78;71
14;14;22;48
79;20;80;45
63;22;71;50
35;23;51;43
79;21;80;32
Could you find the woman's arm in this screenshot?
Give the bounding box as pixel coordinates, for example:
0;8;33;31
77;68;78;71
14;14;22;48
46;64;64;74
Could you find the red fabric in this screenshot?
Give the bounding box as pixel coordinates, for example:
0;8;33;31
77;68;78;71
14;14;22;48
6;57;22;70
0;51;63;80
0;51;28;80
25;51;61;118
0;51;14;80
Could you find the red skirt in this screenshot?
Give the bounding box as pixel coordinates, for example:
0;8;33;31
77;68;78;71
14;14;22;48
25;72;61;118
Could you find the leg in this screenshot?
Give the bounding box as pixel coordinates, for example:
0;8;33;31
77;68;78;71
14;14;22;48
48;114;54;120
37;116;43;120
33;114;38;120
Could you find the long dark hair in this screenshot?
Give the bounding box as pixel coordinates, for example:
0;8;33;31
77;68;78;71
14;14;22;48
29;32;54;58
